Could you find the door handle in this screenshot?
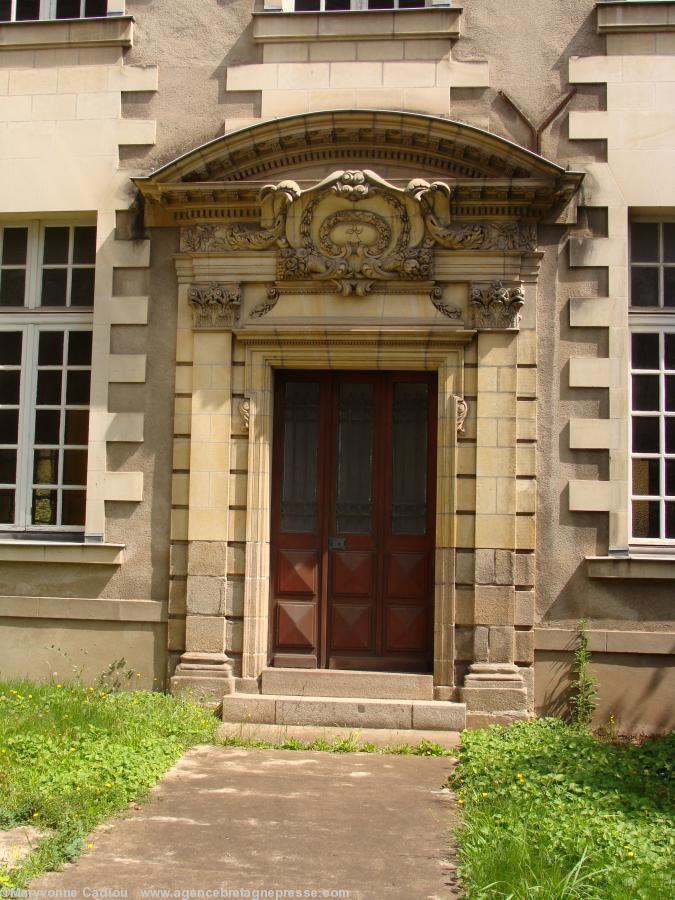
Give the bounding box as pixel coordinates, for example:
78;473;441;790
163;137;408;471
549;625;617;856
328;536;346;550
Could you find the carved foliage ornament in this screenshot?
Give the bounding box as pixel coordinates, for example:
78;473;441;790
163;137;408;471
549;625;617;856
470;281;525;331
188;283;241;328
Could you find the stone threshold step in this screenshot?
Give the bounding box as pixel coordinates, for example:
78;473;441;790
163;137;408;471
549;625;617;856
221;693;466;731
261;667;434;700
217;721;461;750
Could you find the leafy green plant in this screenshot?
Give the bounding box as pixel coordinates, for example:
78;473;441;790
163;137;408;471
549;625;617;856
451;718;674;899
570;619;598;728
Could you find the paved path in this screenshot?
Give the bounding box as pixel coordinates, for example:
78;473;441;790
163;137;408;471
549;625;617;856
32;746;460;900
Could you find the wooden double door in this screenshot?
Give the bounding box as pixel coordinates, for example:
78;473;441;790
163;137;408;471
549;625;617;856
270;371;437;672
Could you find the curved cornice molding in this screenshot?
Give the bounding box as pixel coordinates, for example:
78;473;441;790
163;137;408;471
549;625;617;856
134;110;583;227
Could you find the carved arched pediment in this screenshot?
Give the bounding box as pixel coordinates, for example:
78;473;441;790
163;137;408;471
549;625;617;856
135;110;583;228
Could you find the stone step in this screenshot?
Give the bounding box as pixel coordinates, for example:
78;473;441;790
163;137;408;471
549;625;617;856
261;667;435;701
221;693;466;731
217;722;461;750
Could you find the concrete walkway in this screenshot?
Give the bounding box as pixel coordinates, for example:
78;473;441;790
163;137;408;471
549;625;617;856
31;746;461;899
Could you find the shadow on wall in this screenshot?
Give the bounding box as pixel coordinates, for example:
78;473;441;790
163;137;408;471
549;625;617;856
536;650;675;735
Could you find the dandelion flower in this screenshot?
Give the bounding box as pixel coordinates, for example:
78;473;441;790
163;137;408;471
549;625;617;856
481;792;489;797
56;684;62;689
87;843;94;850
627;852;635;858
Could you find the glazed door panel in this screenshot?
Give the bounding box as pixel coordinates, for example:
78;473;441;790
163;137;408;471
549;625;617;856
270;371;436;672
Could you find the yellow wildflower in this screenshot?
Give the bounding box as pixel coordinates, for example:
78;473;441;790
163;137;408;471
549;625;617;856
86;843;94;850
481;792;489;797
627;852;635;858
56;684;62;689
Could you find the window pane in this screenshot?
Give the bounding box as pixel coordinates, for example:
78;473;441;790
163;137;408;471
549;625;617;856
0;1;11;22
633;458;660;497
70;267;95;307
68;331;92;366
631;332;659;370
666;376;675;413
36;370;62;406
280;381;320;534
73;226;96;264
56;0;82;20
33;448;59;485
0;489;14;524
632;416;659;453
392;382;428;535
325;0;351;7
667;459;675;496
38;331;63;366
631;222;659;263
63;449;87;485
294;0;321;9
632;374;659;411
32;489;57;526
0;410;19;443
667;418;675;454
632;500;660;539
0;449;16;485
0;371;20;405
667;502;675;539
66;370;91;405
15;0;40;20
34;410;61;445
65;409;89;444
664;268;675;308
2;228;28;265
0;332;22;365
43;227;70;264
369;0;395;8
0;270;26;307
666;335;675;371
631;267;659;307
85;0;108;17
41;269;68;306
336;382;374;534
62;490;85;526
664;224;675;263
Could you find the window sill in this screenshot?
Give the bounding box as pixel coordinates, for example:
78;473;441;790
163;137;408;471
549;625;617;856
587;553;675;579
0;15;134;51
0;540;125;565
252;8;462;43
597;1;675;34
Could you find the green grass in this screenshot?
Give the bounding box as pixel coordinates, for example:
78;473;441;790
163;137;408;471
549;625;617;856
0;680;217;889
217;732;453;756
451;718;674;899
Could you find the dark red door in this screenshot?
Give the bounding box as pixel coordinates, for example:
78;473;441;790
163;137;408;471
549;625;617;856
270;371;436;672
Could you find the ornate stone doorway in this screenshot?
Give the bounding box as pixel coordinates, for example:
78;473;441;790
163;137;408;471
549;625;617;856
270;370;438;673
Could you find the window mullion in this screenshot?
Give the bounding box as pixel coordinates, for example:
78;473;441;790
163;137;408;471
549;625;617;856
16;325;37;530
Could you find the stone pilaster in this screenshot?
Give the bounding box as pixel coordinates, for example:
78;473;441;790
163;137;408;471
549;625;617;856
171;327;236;700
460;326;529;722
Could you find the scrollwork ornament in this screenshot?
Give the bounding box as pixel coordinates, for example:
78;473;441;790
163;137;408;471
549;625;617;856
430;285;462;320
250;286;280;319
238;398;250;433
453;396;469;434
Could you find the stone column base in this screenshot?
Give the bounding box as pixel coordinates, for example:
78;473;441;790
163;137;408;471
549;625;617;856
460;662;530;727
170;652;235;704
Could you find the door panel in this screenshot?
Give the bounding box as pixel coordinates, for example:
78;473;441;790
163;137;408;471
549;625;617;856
270;371;436;672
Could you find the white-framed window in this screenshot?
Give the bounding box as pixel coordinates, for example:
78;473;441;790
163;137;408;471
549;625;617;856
0;0;108;22
285;1;433;12
0;221;94;533
629;219;675;543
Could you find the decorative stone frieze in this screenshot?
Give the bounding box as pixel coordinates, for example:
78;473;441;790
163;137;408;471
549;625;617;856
188;283;241;328
470;281;525;331
429;222;537;252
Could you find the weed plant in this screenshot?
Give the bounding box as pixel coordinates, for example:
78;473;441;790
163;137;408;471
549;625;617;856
452;718;674;899
0;680;217;889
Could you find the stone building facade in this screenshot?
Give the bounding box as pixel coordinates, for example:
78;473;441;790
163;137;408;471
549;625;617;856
0;0;673;734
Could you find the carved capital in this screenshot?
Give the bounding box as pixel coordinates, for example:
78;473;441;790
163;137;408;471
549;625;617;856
470;281;525;331
188;283;241;328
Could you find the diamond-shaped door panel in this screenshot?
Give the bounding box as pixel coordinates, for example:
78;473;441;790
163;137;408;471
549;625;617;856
277;549;318;596
276;601;316;650
331;551;374;597
386;605;428;652
386;552;428;598
331;603;372;651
